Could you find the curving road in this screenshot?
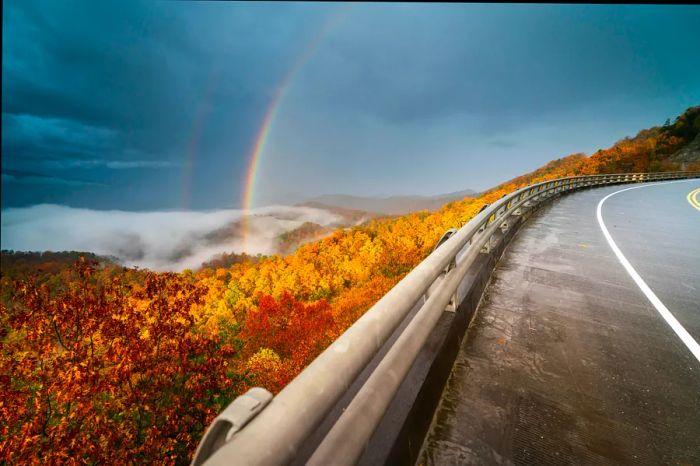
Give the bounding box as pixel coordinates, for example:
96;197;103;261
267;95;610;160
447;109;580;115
419;180;700;465
597;180;700;360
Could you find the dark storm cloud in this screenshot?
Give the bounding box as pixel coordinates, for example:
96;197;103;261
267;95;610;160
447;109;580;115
298;4;700;126
2;0;335;209
2;2;700;210
252;4;700;200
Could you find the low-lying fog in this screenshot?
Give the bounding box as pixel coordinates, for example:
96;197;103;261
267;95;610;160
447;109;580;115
1;204;344;271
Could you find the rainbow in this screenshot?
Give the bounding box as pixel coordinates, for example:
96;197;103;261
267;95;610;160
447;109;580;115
240;7;350;251
182;65;221;209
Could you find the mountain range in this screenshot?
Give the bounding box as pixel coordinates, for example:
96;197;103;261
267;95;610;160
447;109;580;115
301;188;477;215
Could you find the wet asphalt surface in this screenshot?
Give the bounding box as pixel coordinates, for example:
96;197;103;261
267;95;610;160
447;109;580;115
418;180;700;465
600;180;700;344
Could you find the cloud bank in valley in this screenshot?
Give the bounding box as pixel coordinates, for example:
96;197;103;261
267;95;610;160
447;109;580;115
0;204;342;271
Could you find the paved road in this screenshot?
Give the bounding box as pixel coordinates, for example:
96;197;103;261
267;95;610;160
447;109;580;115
418;180;700;465
598;181;700;354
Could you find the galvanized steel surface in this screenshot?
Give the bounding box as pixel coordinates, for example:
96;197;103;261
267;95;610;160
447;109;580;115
419;180;700;465
196;171;699;466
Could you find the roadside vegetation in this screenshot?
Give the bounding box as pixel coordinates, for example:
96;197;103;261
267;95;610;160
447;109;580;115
2;106;699;464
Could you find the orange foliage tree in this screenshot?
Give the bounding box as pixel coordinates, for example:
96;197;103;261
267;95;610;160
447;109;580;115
2;105;699;464
0;259;239;464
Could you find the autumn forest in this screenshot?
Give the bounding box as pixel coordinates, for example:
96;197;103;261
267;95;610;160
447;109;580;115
2;106;700;464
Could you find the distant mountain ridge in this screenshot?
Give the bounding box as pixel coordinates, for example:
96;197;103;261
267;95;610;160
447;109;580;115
303;188;477;215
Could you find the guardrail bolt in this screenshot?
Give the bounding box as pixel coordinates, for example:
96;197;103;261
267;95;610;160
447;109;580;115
480;236;492;254
445;293;457;312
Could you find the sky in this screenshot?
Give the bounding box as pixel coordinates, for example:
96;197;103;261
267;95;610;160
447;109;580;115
2;2;700;212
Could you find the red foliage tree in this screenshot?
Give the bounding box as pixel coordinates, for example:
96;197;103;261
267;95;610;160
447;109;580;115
0;259;238;464
241;292;335;392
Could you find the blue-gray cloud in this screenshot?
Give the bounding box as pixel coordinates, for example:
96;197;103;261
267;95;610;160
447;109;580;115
2;2;699;210
2;0;335;209
2;169;106;187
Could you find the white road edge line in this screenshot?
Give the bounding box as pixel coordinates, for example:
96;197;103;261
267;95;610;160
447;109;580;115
597;179;700;364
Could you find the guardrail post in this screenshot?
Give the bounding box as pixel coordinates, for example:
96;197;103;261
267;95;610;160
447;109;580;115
425;229;460;312
481;219;491;248
480;232;493;254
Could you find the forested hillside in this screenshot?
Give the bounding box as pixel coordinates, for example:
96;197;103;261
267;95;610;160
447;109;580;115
2;106;699;464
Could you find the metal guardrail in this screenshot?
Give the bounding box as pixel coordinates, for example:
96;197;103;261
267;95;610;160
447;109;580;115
193;171;699;466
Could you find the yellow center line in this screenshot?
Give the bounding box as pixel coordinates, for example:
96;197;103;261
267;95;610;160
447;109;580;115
688;187;700;212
